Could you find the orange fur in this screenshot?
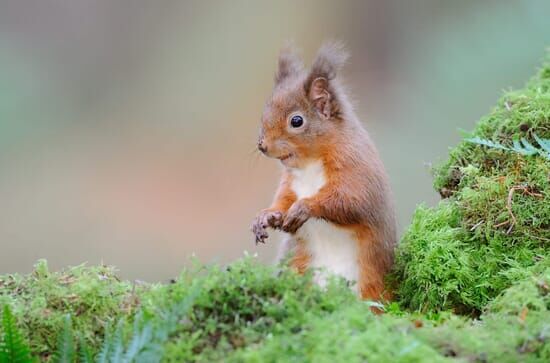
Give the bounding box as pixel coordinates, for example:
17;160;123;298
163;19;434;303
352;225;392;301
269;171;297;213
290;237;310;274
253;41;396;304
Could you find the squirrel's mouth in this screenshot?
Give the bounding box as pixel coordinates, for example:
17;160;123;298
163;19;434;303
278;153;293;162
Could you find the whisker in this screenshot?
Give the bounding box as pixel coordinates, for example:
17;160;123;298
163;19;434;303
249;145;260;156
247;145;263;169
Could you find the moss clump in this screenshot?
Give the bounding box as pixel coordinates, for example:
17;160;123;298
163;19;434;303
394;55;550;314
0;260;147;359
1;258;360;362
235;269;550;363
140;258;358;362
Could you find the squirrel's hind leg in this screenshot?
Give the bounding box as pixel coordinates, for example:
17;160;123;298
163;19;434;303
275;234;310;275
289;236;310;274
355;226;393;304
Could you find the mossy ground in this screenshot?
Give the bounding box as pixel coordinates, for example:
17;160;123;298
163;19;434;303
394;54;550;315
2;258;550;362
1;57;549;362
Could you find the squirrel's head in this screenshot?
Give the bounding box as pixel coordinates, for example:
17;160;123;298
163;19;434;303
258;41;349;168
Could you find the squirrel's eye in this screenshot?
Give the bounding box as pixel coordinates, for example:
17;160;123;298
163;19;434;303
290;115;304;128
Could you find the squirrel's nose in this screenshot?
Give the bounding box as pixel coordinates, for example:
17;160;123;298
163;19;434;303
258;144;267;154
258;140;268;154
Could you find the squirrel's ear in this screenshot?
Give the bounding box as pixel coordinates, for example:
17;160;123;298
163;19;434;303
308;77;331;118
275;42;303;85
305;41;348;118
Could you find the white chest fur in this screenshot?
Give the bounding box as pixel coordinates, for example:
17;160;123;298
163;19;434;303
290;160;326;199
289;161;360;292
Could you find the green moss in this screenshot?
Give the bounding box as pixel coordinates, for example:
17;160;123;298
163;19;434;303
392;203;477;313
231;304;449;363
1;258;360;362
142;258;358;362
0;260;148;359
234;265;550;363
394;54;550;314
2;258;550;362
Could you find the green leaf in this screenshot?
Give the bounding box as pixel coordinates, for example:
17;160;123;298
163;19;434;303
465;137;511;151
518;138;538;155
0;305;33;363
92;281;201;363
534;133;550;158
52;315;76;363
96;326;114;363
78;335;94;363
466;135;550;160
122;312;152;362
108;321;125;363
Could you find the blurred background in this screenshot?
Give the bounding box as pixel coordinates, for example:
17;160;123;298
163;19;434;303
1;0;549;280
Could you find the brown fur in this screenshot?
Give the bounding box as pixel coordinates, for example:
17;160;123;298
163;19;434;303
290;236;310;274
252;41;396;302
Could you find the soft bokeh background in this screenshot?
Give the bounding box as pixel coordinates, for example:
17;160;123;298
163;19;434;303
1;0;549;280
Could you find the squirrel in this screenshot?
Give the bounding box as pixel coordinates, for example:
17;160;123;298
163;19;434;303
251;42;396;302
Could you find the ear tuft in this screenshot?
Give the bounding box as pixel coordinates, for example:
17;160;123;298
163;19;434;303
275;41;304;85
309;40;349;81
305;41;348;118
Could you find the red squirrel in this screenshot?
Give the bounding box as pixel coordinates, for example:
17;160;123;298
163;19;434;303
251;42;396;301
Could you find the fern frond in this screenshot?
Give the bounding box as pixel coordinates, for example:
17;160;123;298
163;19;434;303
108;321;125;363
122;312;152;362
78;335;94;363
95;326;113;363
92;281;201;363
125;283;200;362
534;133;550;158
52;315;76;363
0;305;33;363
465;137;511;151
513;138;538;155
87;282;202;363
96;321;125;363
466;134;550;160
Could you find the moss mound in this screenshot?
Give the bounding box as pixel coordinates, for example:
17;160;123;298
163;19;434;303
0;261;145;359
1;56;549;362
394;55;550;314
2;258;550;362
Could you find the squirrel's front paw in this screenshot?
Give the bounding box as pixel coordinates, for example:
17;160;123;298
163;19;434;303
251;209;284;245
282;200;310;234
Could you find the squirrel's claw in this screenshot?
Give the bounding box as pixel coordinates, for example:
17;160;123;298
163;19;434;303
254;230;268;245
251;209;284;245
255;235;266;245
251;218;269;245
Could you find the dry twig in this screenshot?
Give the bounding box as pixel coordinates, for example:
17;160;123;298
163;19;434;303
502;185;543;234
